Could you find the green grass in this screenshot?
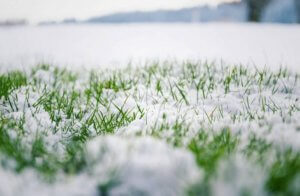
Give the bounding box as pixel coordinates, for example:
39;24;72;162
0;71;27;100
266;150;300;195
0;61;299;195
189;128;238;178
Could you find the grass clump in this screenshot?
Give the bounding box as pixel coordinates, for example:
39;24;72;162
266;150;300;195
0;71;27;99
188;128;238;177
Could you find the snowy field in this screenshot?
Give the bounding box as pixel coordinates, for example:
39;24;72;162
0;23;300;72
0;24;300;196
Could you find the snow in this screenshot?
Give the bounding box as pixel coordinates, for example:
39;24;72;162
1;62;299;194
0;168;98;196
0;23;300;72
0;136;201;196
0;23;300;195
211;155;267;196
87;136;201;196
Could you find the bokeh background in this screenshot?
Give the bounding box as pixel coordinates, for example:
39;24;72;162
0;0;300;71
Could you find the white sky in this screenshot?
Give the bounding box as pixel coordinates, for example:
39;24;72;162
0;0;237;23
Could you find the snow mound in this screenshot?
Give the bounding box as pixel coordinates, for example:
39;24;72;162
87;135;202;196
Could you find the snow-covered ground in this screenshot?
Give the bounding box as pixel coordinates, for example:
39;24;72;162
1;62;300;195
0;24;300;195
0;23;300;72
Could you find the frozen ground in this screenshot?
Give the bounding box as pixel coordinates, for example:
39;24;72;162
0;23;300;195
0;61;299;195
0;23;300;72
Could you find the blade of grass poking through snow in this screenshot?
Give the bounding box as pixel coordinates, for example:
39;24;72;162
0;62;299;195
174;83;189;105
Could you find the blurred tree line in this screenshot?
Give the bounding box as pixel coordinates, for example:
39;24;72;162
244;0;270;22
296;0;300;23
244;0;300;22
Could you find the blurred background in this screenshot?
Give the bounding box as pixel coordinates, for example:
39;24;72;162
0;0;300;71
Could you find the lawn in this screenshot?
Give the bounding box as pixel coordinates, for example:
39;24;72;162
0;61;299;196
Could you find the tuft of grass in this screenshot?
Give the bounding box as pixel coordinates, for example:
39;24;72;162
188;128;238;178
266;150;300;195
0;71;27;99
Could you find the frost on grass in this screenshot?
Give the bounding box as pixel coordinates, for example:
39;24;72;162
0;61;300;195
